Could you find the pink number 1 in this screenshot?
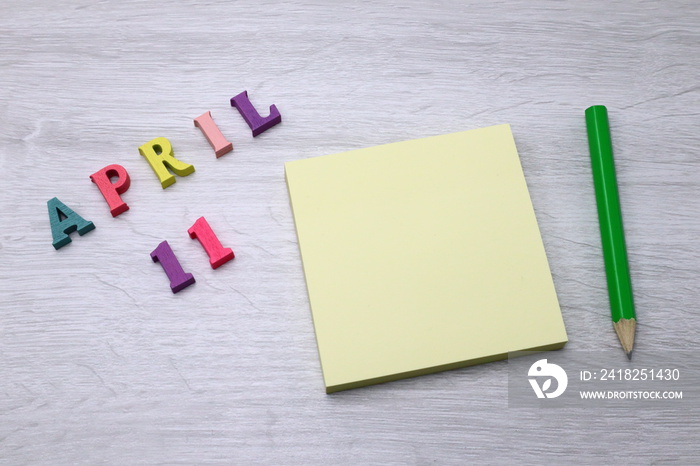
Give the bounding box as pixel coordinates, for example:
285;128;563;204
188;217;235;269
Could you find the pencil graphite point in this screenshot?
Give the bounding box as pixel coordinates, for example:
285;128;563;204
613;318;636;359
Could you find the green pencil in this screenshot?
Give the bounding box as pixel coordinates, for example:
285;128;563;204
585;105;637;359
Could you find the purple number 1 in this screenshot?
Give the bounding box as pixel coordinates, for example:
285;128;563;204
150;240;196;293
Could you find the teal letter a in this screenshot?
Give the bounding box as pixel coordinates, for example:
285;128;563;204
47;197;96;250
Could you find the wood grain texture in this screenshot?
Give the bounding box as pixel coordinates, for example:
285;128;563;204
0;0;698;464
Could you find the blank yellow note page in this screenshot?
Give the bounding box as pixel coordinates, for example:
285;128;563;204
285;124;567;393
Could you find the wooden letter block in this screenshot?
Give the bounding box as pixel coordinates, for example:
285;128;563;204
194;111;233;158
230;90;281;137
188;216;235;269
150;240;196;293
89;164;131;217
138;137;195;189
47;197;96;250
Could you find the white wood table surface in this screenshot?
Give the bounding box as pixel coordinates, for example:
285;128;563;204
1;1;699;464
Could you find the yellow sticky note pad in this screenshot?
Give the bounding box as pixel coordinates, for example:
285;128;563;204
285;124;567;393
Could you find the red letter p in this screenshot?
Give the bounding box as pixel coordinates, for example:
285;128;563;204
89;164;131;217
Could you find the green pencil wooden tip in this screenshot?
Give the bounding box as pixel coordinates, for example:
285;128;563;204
613;318;636;358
